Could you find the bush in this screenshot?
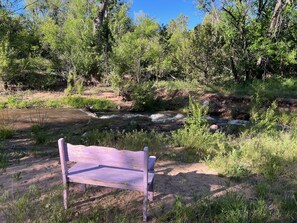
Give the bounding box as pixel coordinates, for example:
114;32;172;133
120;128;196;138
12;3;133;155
131;82;158;111
172;99;227;161
212;132;297;181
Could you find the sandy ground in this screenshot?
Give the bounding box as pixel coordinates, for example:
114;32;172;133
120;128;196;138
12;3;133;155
0;155;253;222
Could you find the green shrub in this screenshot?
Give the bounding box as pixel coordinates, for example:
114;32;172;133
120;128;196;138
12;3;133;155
0;127;14;141
212;132;297;180
6;95;43;109
131;82;158;111
45;99;62;108
31;125;48;145
173;99;227;161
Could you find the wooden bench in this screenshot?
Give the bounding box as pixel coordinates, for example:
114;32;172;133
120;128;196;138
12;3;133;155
58;138;156;221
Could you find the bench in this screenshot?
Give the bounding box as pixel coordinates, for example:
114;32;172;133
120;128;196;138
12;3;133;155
58;138;156;221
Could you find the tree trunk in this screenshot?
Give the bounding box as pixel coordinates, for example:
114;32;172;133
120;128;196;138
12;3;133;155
269;0;291;37
93;0;109;34
230;56;239;82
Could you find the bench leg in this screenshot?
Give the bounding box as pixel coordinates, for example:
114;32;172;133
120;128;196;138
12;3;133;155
63;182;68;209
143;194;148;222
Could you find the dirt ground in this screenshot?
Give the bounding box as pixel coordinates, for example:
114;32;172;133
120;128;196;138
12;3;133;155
0;155;251;222
0;89;263;222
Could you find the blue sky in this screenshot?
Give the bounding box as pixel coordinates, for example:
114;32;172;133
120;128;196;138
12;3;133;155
17;0;204;29
126;0;204;29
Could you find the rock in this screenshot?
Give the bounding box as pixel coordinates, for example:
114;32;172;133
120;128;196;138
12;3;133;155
210;124;219;132
203;100;210;107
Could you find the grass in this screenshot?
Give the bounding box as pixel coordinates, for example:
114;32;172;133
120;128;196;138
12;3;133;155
0;95;116;110
0;147;9;169
82;129;168;155
1;80;297;222
207;77;297;99
160;193;271;223
0;127;14;141
156;79;203;92
0;186;142;223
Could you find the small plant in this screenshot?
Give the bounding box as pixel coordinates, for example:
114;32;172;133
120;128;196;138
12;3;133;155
255;182;269;198
173;98;227;161
0;127;14;140
12;172;22;181
0;111;15;141
0;147;9;169
31;124;48;145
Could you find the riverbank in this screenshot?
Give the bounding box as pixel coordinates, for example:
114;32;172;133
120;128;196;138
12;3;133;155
1;83;297;222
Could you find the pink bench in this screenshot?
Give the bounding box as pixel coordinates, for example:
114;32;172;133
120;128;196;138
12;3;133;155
58;138;156;221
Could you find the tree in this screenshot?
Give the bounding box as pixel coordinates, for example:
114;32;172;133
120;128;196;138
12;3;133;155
112;14;162;83
36;0;98;88
188;16;225;82
166;14;191;78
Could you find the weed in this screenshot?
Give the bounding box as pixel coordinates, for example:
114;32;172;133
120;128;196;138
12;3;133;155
255;182;269;198
12;172;22;181
0;127;14;141
0;101;5;108
31;124;48;145
0;111;15;141
172;99;227;161
0;147;8;169
160;192;270;223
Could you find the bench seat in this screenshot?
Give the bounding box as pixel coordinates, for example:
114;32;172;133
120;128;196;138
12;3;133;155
58;138;155;221
68;163;154;191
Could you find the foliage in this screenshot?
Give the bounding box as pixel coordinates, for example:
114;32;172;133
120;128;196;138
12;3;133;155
83;129;167;155
173;99;227;161
211;130;297;181
0;127;14;141
63;96;116;110
131;82;158;111
0;146;9;169
31;125;48;145
0;95;116;110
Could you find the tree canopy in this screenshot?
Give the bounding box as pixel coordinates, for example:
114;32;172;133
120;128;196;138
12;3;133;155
0;0;296;90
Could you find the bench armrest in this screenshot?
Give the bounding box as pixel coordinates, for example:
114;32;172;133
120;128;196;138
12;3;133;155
148;156;156;171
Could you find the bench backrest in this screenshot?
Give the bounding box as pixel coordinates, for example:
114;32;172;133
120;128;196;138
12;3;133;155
58;138;148;171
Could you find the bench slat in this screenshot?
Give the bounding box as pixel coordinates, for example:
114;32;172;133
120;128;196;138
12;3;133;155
65;144;145;170
68;163;154;192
